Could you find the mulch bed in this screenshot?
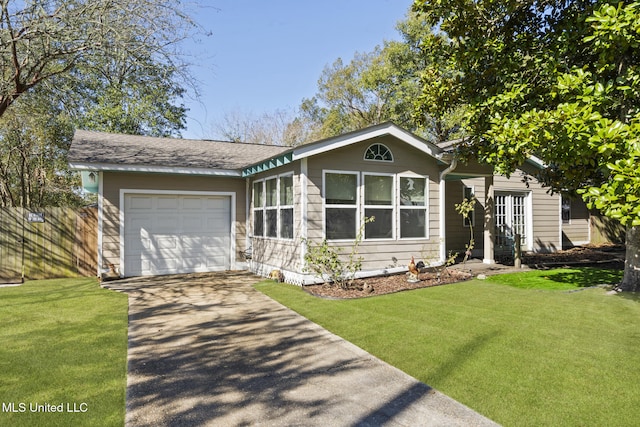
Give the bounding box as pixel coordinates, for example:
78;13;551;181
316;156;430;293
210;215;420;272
302;244;625;299
303;269;472;299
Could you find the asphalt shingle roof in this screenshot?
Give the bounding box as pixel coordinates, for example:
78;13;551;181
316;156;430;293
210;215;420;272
68;129;290;171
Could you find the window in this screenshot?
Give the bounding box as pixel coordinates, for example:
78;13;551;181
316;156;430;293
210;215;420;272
364;174;394;239
463;186;475;227
253;181;264;236
325;172;358;240
399;176;428;238
280;175;294;238
252;174;295;240
561;196;571;224
324;171;430;241
265;178;278;237
364;143;393;162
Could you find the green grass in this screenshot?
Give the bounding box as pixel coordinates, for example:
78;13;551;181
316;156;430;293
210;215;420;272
255;268;640;427
0;278;128;427
484;267;624;290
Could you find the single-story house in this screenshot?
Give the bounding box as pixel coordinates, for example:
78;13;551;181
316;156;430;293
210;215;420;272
68;122;592;284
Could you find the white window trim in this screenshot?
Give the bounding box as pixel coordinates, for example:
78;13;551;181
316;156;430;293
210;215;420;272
323;170;360;242
252;179;265;238
364;143;394;162
398;174;430;240
322;170;431;242
252;173;295;241
278;172;295;240
494;190;533;251
362;172;396;241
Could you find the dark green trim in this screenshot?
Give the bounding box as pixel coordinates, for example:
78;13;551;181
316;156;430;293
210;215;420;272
242;152;294;177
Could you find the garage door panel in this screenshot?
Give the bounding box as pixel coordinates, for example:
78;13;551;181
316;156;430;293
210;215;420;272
124;193;232;276
155;215;179;231
129;196;154;210
182;197;204;210
155;235;178;249
181;216;205;231
157;196;179;209
200;235;229;248
205;198;228;209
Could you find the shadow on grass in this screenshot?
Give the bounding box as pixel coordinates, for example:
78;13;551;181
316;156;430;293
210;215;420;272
542;267;623;288
487;267;623;291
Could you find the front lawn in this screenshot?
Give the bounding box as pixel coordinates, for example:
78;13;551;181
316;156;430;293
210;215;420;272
0;278;128;427
255;268;640;426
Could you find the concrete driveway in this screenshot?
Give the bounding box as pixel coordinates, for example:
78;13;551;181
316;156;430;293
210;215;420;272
105;271;497;426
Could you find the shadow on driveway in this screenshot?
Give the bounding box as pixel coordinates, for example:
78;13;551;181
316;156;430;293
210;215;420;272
105;271;497;426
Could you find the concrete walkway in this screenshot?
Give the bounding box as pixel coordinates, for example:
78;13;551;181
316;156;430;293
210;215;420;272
105;271;498;426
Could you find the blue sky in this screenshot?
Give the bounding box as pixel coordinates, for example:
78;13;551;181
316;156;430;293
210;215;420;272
182;1;412;139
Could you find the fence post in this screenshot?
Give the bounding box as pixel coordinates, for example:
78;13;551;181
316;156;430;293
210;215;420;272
514;233;522;269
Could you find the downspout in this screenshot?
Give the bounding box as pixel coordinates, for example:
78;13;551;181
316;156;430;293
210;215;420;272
438;158;457;264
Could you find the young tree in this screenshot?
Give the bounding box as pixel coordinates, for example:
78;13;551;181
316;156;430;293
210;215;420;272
412;0;640;291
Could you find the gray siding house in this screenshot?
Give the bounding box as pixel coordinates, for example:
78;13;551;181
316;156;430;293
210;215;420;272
68;122;592;284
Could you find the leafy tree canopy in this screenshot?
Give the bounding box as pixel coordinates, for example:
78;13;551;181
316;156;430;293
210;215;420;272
412;0;640;290
297;9;465;143
0;0;201;207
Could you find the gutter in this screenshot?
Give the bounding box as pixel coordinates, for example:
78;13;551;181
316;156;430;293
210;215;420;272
438;158;458;263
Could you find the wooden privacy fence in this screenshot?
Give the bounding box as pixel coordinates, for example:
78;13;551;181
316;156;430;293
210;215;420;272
0;207;97;282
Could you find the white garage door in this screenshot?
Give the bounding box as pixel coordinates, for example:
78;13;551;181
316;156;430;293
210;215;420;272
123;193;232;276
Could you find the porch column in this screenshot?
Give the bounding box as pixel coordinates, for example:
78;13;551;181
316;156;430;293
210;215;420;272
483;175;495;264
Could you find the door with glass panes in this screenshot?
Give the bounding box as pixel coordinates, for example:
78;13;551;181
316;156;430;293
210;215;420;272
495;192;528;254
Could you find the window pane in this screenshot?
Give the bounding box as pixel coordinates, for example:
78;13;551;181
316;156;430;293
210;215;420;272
326;208;356;240
266;178;278;207
254;210;264;236
365;144;393;161
401;209;426;238
562;196;571;223
266;209;277;237
253;181;263;207
365;208;393;239
280;208;293;239
365;175;393;205
326;173;357;205
280;175;294;206
400;177;426;206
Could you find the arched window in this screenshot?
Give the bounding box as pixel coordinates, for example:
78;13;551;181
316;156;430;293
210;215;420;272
364;143;393;162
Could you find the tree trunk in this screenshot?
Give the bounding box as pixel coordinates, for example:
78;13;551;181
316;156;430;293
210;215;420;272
620;225;640;292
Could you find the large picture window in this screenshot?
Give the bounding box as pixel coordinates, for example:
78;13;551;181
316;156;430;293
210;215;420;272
399;176;428;239
253;174;295;240
364;174;394;239
325;172;358;240
324;171;429;241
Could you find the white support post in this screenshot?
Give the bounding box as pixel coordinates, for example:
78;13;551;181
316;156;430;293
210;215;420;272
483;175;495;264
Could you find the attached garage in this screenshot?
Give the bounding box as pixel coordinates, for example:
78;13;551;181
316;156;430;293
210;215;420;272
122;191;234;276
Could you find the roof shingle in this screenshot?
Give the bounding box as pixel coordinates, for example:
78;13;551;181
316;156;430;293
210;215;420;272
68;130;290;171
